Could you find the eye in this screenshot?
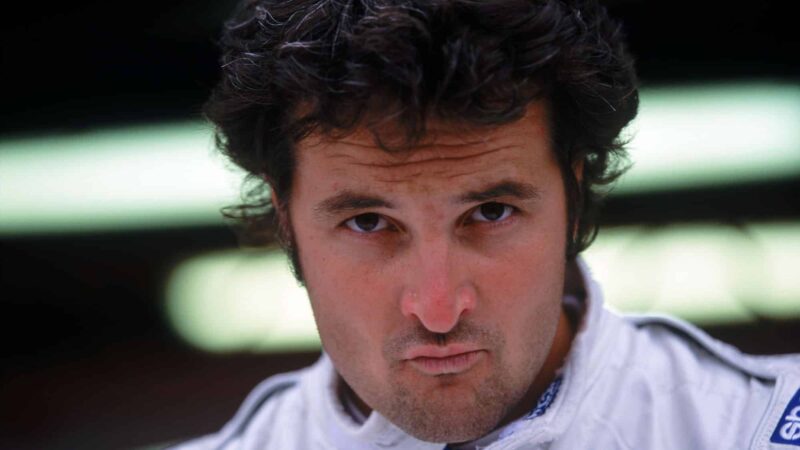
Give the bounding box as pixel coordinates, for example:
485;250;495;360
469;202;514;223
344;213;389;233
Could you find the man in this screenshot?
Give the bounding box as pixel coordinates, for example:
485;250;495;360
176;0;800;448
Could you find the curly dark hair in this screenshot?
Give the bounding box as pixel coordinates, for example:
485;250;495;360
205;0;638;278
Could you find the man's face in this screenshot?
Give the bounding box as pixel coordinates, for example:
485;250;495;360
286;102;568;442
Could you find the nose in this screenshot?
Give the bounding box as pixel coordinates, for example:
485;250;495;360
399;240;477;334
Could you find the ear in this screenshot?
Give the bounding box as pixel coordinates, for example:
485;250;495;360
572;157;584;184
269;187;281;213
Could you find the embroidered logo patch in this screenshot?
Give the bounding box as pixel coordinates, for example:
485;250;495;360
524;376;563;420
495;376;564;442
771;387;800;445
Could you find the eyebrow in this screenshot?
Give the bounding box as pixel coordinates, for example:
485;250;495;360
457;181;541;204
314;191;395;218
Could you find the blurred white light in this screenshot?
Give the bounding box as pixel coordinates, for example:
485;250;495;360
584;223;800;323
0;122;245;234
164;249;318;353
616;83;800;194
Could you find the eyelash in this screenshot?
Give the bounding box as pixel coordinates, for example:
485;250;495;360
343;213;392;234
341;202;518;235
466;202;516;225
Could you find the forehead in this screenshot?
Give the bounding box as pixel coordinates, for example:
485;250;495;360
292;102;554;195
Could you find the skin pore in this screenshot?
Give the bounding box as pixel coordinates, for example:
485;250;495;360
278;102;576;443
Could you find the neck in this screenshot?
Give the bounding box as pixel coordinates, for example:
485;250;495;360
495;308;575;429
339;375;372;420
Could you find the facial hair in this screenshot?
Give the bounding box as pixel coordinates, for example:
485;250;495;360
342;320;542;443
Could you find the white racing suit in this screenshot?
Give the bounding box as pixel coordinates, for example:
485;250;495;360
173;261;800;450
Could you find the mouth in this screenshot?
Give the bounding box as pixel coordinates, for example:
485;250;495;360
403;345;486;376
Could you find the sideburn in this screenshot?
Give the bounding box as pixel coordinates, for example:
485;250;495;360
271;193;306;284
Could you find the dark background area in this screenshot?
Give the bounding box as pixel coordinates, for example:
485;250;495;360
1;1;798;449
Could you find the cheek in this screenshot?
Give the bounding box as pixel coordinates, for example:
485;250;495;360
479;249;565;379
303;261;399;400
478;248;564;323
300;240;395;359
479;206;567;300
475;206;568;343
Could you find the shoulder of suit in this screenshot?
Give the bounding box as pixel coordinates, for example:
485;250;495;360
167;367;309;450
621;313;800;449
623;313;800;379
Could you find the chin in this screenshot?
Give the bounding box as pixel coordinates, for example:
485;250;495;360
379;375;519;443
392;401;506;443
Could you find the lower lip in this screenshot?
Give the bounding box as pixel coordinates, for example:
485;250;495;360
407;350;485;376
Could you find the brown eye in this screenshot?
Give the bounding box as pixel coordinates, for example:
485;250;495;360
345;213;387;233
471;202;513;222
